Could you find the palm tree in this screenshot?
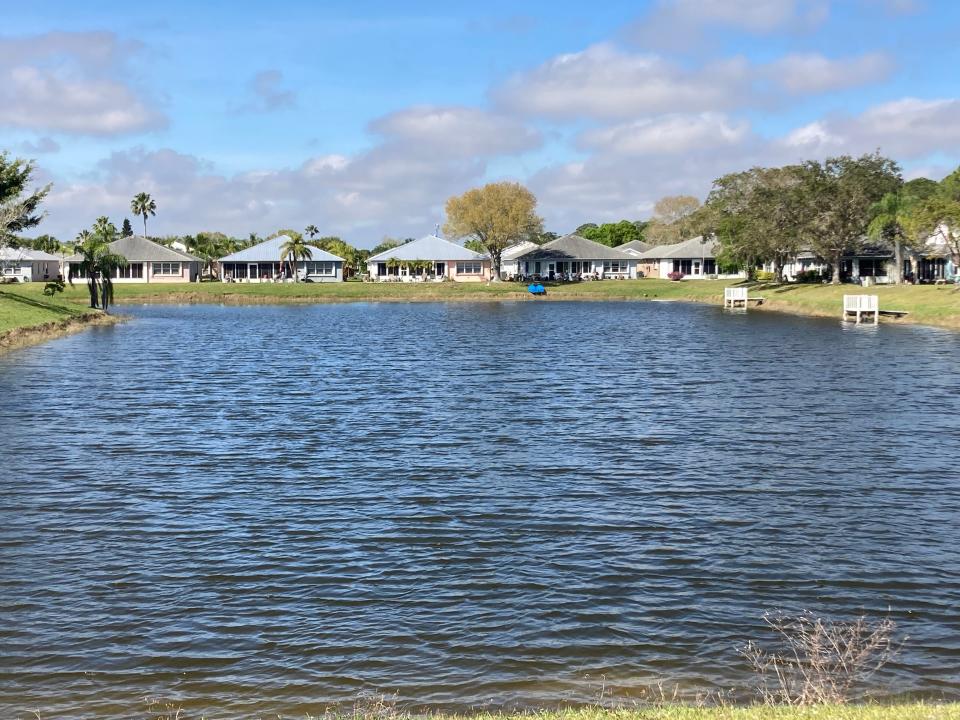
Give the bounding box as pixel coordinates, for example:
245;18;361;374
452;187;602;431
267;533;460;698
279;233;312;281
304;224;319;240
75;229;91;243
130;192;157;237
69;219;127;312
868;192;912;285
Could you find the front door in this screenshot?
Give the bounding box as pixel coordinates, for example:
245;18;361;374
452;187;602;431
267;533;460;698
248;263;258;281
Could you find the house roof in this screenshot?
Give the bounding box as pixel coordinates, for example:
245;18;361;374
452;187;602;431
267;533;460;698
367;234;486;262
219;235;344;263
615;239;652;255
514;233;636;261
65;235;200;263
502;240;539;261
0;247;61;261
636;236;718;260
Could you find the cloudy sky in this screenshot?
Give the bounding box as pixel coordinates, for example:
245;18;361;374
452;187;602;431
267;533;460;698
3;0;959;246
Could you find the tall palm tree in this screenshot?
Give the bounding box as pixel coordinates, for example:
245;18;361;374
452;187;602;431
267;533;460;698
279;233;312;281
69;220;127;312
868;192;912;285
75;229;91;243
304;224;319;240
130;192;157;237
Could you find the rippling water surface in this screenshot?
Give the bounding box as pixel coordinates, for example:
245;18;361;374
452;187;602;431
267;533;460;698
2;301;959;718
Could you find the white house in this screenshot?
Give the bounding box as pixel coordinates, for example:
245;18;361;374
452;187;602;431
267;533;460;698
366;234;492;282
499;240;540;278
636;236;745;280
512;234;639;279
66;236;201;283
219;235;344;282
0;247;61;282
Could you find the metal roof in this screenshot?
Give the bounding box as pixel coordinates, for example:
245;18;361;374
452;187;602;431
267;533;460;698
219;235;344;263
0;247;61;261
514;234;636;261
367;235;486;262
65;236;200;263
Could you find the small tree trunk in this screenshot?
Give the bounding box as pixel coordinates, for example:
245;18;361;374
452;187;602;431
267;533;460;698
491;250;502;282
831;251;842;285
774;254;784;284
88;277;99;308
892;237;903;285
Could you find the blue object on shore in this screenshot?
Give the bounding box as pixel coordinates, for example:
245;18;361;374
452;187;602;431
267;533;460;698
528;283;546;296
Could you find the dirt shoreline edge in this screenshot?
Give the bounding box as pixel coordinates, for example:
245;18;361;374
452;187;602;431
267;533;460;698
0;312;122;356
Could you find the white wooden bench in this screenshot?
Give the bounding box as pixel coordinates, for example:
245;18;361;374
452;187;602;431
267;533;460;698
724;287;748;308
843;294;879;324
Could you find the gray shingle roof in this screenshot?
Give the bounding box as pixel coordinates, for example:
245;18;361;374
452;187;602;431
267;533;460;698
615;239;652;254
65;236;200;263
368;235;486;262
514;234;636;261
635;236;718;260
219;235;344;263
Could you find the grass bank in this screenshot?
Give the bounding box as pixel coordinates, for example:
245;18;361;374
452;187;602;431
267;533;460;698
128;703;960;720
0;287;118;355
2;279;959;334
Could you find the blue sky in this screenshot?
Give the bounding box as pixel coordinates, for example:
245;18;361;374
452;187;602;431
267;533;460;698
3;0;960;246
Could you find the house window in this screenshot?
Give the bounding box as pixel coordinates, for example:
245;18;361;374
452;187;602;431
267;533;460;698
672;259;693;274
230;263;247;279
456;261;482;274
114;263;143;279
152;262;181;276
305;261;335;276
603;261;629;273
859;258;885;277
704;259;716;274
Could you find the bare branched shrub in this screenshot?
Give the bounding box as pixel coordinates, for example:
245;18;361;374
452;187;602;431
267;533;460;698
740;610;901;705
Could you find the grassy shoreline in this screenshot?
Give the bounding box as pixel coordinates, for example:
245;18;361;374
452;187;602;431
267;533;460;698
0;288;120;355
1;279;958;353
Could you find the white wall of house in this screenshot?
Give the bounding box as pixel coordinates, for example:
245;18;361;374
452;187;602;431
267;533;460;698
515;258;637;279
1;259;60;282
222;260;342;283
654;258;744;279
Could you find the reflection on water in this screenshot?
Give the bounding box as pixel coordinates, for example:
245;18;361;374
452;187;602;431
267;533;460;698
1;301;959;718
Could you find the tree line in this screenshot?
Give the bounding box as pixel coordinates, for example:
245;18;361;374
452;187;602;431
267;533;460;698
5;148;960;288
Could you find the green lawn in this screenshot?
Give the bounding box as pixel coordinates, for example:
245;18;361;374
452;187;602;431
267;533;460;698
0;285;98;335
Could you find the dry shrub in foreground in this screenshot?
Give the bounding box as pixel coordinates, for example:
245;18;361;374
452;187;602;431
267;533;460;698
740;610;901;705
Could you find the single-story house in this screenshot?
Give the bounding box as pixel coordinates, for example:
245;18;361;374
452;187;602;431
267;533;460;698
512;234;639;279
66;235;200;283
366;234;492;282
498;240;540;278
636;236;745;280
771;230;957;284
219;235;344;283
0;247;61;282
615;239;655;276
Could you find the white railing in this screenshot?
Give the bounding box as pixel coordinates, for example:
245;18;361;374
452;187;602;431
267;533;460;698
843;294;879;324
724;287;748;308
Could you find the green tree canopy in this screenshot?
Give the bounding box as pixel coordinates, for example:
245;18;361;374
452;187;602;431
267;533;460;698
130;192;157;237
444;181;543;279
1;152;51;241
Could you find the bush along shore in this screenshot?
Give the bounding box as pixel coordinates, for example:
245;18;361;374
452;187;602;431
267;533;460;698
1;278;959;353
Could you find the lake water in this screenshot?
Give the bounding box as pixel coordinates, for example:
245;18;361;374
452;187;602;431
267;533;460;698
2;301;959;718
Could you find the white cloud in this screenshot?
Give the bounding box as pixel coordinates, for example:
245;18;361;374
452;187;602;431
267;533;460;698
39;106;542;242
631;0;829;49
18;137;61;154
368;105;541;157
766;52;894;94
240;69;297;112
494;43;752;119
779;98;960;158
0;32;166;136
579;113;750;155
